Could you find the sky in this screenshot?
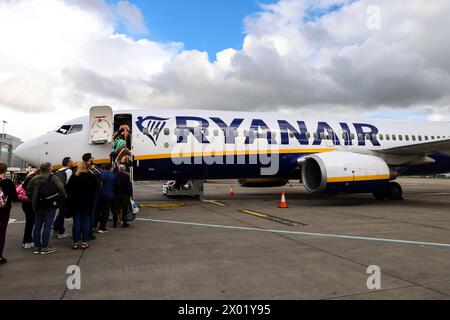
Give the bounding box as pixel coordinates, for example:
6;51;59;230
1;0;450;141
109;0;278;58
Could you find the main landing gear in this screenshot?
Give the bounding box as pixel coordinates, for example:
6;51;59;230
373;182;403;201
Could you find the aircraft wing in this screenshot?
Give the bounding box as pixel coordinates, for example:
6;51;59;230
379;139;450;155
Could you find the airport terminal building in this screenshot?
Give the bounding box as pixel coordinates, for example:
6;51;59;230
0;133;27;168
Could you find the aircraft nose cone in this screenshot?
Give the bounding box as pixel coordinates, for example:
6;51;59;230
14;138;41;167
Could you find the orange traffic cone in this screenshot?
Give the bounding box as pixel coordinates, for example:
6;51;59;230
279;191;288;208
229;185;235;197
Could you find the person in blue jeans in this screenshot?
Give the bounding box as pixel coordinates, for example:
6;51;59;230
66;162;99;250
26;163;67;255
33;208;57;254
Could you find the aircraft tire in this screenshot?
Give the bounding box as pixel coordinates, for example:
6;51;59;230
386;182;403;201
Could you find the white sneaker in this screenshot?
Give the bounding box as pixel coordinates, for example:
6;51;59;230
57;233;70;239
23;243;35;249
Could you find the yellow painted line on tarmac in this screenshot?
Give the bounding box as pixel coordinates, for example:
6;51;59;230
139;202;189;208
239;210;307;227
201;199;228;207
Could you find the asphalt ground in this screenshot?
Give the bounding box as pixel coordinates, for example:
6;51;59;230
1;178;450;300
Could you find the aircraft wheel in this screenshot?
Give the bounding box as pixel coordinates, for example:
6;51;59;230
387;182;403;201
373;191;385;201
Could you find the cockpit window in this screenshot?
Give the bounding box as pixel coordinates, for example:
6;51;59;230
56;124;83;135
67;124;83;134
56;125;71;135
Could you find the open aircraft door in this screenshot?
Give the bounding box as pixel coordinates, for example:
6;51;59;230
89;106;113;145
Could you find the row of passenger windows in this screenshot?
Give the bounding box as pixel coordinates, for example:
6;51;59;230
155;128;445;142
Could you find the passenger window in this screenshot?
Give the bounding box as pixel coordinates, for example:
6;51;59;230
203;129;209;136
67;124;83;134
365;133;370;140
56;125;71;135
425;136;429;141
372;134;377;140
306;132;311;139
289;132;295;139
379;134;384;141
386;135;390;141
431;136;435;140
350;133;355;140
164;128;170;136
234;130;239;137
399;135;403;141
418;136;423;141
320;132;325;139
405;135;409;141
214;129;219;137
313;132;318;139
358;133;363;140
392;135;397;141
412;135;416;141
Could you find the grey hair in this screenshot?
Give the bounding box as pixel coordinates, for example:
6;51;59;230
118;164;126;172
40;162;52;173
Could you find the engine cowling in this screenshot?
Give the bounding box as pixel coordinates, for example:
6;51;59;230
301;152;395;194
238;178;288;188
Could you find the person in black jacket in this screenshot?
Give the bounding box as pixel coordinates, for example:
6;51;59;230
66;162;99;250
112;165;133;228
21;169;40;249
0;163;18;265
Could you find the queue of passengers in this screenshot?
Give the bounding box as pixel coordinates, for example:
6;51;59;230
0;153;134;264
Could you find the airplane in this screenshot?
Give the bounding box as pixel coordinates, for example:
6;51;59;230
13;106;450;200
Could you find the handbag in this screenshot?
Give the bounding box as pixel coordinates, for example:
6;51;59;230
16;184;29;202
130;199;140;214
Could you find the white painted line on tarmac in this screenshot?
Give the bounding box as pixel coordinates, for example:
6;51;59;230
8;219;25;224
136;218;450;249
8;219;17;223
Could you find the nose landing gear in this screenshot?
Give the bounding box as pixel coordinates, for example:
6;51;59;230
373;182;403;201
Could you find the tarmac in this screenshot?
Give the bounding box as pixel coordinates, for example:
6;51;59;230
1;177;450;300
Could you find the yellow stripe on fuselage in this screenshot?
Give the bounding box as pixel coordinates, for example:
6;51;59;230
327;174;390;183
134;148;336;161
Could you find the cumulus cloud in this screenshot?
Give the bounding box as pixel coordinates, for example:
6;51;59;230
1;0;450;140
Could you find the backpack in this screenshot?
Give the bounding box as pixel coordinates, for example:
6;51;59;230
0;180;8;209
38;175;61;208
55;168;69;186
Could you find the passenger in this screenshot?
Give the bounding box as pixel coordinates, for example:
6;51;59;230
66;162;99;250
21;169;40;249
112;134;131;166
52;157;74;239
82;153;103;240
95;163;115;233
27;163;66;255
113;124;131;142
112;164;133;228
0;162;18;265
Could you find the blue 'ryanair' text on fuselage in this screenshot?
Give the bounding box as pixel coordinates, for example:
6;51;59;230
173;116;381;147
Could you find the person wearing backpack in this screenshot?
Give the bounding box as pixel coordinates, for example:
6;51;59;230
26;163;67;255
0;162;18;265
52;157;74;239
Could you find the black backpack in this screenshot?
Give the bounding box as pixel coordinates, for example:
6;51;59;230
55;168;69;186
39;174;60;201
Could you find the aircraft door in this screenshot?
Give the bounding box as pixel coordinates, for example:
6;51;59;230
89;106;113;145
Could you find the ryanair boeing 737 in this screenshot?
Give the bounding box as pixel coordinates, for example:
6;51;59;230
14;106;450;200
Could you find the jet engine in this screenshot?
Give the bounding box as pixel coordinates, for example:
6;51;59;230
301;152;397;194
